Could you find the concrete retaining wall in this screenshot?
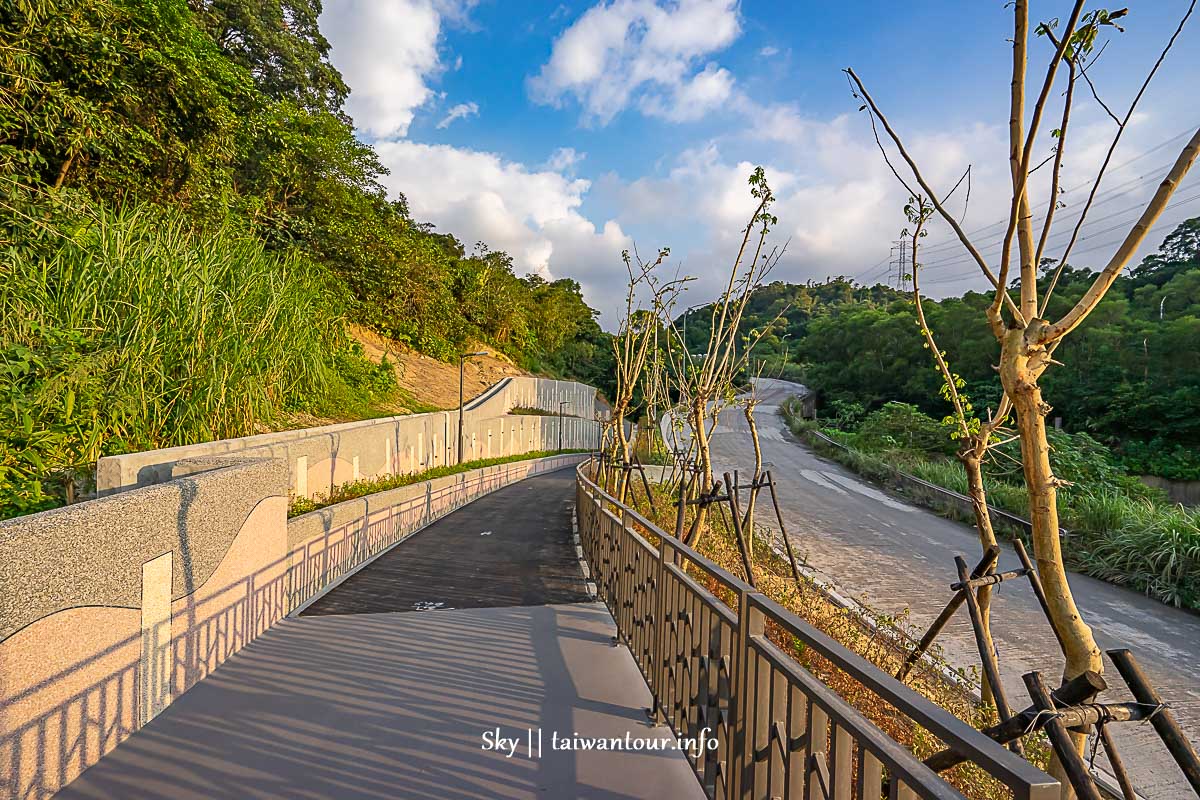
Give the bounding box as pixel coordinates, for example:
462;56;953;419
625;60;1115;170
96;376;602;500
1140;475;1200;507
0;450;587;800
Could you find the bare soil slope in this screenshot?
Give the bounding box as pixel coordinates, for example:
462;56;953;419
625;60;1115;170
350;325;529;411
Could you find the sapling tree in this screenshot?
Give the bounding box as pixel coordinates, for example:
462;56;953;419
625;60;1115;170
735;356;772;536
848;0;1199;772
608;245;684;500
903;194;1015;714
659;167;788;548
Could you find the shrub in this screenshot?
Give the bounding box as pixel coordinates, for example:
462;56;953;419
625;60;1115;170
853;402;956;458
823;398;867;431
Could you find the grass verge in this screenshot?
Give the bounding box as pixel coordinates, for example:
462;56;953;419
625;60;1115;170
779;400;1200;611
288;448;590;517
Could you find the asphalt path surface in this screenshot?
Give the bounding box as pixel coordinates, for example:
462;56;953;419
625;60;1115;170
302;469;590;616
665;378;1200;798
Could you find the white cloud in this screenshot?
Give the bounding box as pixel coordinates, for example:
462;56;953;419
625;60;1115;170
640;62;734;122
437;101;479;128
373;141;634;319
321;0;476;138
529;0;741;125
545;147;586;172
598;98;1197;313
599;117;1016;307
758;45;779;57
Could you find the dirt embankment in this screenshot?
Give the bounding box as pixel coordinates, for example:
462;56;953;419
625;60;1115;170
350;325;529;411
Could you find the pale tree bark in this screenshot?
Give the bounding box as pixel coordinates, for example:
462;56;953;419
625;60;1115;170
608;247;684;500
658;169;789;550
849;2;1198;788
739;379;765;541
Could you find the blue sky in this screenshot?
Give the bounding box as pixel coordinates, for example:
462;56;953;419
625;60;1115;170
319;1;1200;323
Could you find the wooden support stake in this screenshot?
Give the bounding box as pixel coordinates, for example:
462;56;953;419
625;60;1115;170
1109;648;1200;795
764;471;804;586
632;450;657;513
956;555;1022;755
674;470;689;539
951;567;1030;591
924;670;1106;772
1013;538;1069;655
1024;671;1103;800
1097;724;1138;800
723;472;756;588
683;482;720;546
895;546;1000;682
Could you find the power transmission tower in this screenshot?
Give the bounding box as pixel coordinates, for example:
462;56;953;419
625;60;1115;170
888;238;909;289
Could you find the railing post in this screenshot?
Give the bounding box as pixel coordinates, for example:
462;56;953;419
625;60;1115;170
730;589;764;800
618;505;631;638
651;533;671;725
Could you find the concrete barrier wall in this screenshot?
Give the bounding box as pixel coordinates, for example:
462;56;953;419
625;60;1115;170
0;451;587;800
1140;475;1200;507
96;376;602;500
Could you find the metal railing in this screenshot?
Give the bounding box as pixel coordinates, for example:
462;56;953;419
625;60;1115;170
575;460;1057;800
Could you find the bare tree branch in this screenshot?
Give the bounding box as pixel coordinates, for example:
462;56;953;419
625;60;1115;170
844;68;1023;332
1042;125;1200;342
1041;0;1197;314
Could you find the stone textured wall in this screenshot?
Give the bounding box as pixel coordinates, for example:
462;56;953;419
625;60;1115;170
0;446;587;800
96;376;602;500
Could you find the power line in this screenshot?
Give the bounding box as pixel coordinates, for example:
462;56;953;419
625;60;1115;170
915;156;1188;261
917;177;1200;270
847;121;1200;285
916;207;1193;290
914;121;1200;257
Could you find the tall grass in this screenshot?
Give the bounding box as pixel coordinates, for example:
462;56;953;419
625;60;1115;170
779;399;1200;610
1;196;376;516
1068;490;1200;608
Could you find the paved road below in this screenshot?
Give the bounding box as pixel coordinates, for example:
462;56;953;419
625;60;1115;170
671;378;1200;799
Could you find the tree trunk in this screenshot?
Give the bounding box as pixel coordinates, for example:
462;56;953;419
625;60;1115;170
614;406;632;503
961;449;999;716
999;326;1102;770
688;398;714;546
743;404;764;534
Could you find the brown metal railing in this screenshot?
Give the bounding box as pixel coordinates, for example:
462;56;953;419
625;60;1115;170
575;460;1058;800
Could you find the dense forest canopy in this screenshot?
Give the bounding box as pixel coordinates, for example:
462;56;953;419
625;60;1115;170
0;0;614;515
0;0;613;375
677;217;1200;480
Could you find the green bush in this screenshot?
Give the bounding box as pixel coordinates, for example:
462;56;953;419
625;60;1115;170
1115;438;1200;482
852;402;956;458
823;399;867;431
1066;489;1200;608
779;399;1197;609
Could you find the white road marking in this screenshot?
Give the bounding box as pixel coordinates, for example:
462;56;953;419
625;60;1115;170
825;473;917;512
799;469;848;495
480;530;492;536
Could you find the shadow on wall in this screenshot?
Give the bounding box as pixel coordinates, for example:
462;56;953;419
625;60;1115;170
0;455;585;800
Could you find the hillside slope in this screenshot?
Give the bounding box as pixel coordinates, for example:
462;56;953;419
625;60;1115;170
349;325;530;412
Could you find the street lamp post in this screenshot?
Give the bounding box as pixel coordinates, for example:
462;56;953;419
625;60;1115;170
558;400;568;451
458;351;488;464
